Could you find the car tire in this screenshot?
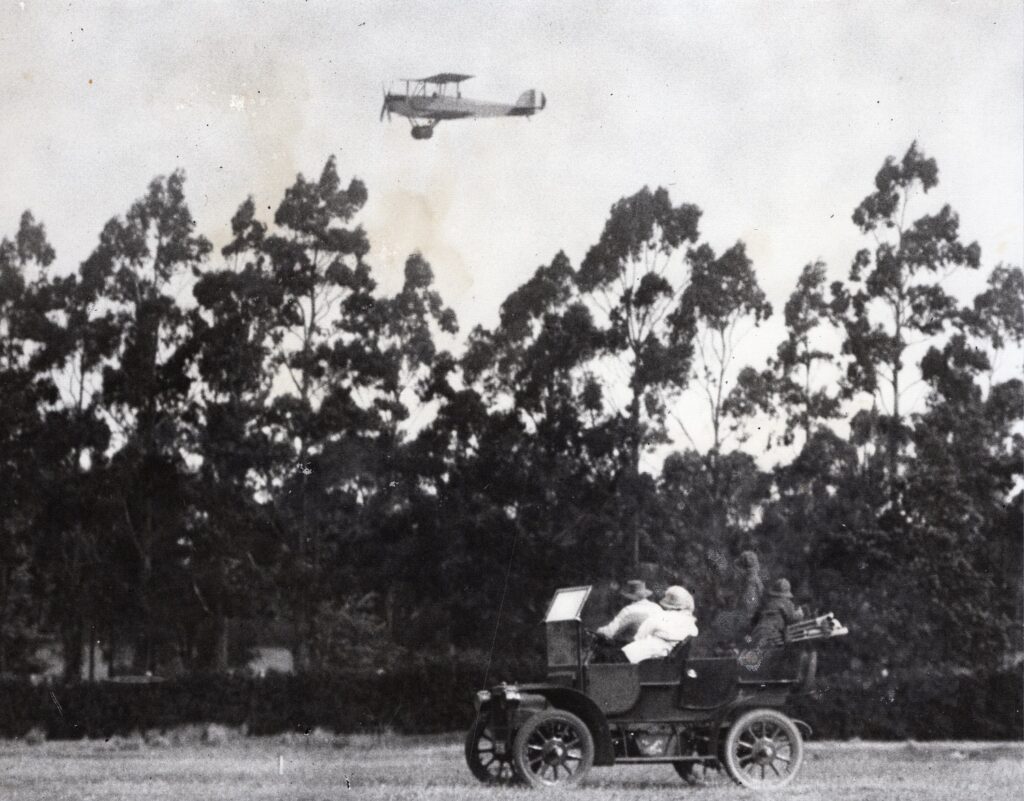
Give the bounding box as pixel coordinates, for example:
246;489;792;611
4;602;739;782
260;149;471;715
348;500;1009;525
465;715;518;785
512;709;595;788
723;708;804;788
673;761;700;783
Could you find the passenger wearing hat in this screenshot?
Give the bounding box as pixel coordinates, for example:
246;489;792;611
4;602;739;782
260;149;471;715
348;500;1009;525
709;551;765;649
749;579;804;645
734;551;765;622
596;580;660;643
621;586;699;664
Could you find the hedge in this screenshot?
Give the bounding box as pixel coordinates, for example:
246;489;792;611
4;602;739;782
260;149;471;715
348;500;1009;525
0;655;523;740
1;660;1020;740
790;667;1023;740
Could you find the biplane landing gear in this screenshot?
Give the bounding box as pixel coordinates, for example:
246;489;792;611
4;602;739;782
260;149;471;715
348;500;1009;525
411;125;434;140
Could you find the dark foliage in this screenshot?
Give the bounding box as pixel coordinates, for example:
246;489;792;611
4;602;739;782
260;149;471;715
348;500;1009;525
0;662;1018;741
0;145;1020;741
790;666;1023;741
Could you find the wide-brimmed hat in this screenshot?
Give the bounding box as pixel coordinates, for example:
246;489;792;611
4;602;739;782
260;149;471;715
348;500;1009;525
769;578;793;598
660;586;694;612
621;579;653;601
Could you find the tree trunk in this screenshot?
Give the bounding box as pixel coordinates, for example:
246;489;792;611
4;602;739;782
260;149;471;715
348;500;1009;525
0;564;8;674
108;619;117;678
628;379;643;570
88;626;96;681
61;619;84;683
212;607;229;672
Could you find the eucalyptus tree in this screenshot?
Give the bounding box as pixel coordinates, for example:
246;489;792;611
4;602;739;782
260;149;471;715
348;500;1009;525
676;241;772;453
33;216;125;679
574;188;704;568
464;250;603;438
759;154;1019;675
185;196;285;669
442;252;614;637
729;261;841;450
333;252;459;645
832;142;981;481
898;265;1024;670
753;426;889;667
965;263;1024;363
576;189;701;485
0;212;59;672
900;332;1023;669
324;250;457;509
256;156;373;668
255;157;462;667
82;171;211;672
645;240;773;603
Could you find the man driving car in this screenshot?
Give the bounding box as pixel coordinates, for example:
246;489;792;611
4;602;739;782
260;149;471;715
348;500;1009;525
596;579;660;643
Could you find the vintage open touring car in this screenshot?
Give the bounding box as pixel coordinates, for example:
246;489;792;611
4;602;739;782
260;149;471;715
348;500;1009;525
465;585;847;789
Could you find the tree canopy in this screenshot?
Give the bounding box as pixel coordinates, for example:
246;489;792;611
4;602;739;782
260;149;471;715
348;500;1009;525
0;144;1019;695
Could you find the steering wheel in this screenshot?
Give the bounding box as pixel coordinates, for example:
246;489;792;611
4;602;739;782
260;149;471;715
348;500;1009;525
582;628;603;663
583;628;615;646
583;628;622;664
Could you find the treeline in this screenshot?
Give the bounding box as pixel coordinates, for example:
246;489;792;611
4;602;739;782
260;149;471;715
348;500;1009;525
0;143;1021;694
1;666;1019;740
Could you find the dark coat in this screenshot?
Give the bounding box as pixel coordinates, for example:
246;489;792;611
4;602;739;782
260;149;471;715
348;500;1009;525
708;561;764;648
750;596;803;644
738;571;764;621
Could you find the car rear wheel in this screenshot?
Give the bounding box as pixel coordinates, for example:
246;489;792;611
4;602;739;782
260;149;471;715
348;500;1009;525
723;708;804;788
465;715;518;785
512;709;594;788
673;727;713;783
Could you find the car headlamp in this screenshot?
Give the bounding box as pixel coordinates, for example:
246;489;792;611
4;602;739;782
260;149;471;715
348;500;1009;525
473;690;491;711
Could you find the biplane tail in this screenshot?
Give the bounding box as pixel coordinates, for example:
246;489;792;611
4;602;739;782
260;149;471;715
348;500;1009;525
511;89;546;115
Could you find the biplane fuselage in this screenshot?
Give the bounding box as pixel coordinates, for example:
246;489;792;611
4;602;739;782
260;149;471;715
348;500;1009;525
381;73;545;139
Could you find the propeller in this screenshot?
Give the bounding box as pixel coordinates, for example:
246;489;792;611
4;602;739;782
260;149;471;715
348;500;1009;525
379;83;391;122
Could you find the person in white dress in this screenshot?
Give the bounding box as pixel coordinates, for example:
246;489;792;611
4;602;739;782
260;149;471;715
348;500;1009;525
622;585;698;664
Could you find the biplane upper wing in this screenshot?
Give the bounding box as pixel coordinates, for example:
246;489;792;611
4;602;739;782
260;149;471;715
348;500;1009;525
418;73;473;84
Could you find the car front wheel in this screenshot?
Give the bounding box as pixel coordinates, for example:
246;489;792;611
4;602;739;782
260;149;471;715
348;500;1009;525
465;715;518;785
512;709;595;788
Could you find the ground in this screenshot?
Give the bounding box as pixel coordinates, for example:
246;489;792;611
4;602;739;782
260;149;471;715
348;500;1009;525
0;736;1020;801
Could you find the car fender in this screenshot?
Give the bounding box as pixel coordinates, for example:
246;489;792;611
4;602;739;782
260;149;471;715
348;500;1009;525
517;683;615;765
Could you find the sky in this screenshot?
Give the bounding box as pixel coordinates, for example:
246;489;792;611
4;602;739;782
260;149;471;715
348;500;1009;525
2;0;1022;453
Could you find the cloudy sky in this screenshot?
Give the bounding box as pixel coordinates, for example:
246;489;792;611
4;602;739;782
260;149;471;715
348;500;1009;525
3;0;1021;449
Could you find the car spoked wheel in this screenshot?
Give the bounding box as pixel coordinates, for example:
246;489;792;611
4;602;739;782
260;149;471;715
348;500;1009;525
465;716;518;785
673;727;714;784
724;709;804;788
513;709;594;787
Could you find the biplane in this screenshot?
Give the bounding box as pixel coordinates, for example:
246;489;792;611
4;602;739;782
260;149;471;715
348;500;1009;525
379;73;546;139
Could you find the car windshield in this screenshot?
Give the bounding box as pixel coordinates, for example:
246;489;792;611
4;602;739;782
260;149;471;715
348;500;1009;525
544;586;592;622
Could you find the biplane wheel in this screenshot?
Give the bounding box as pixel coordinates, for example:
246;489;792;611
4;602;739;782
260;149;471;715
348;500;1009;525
512;709;594;788
465;716;518;785
411;125;434;140
723;708;804;789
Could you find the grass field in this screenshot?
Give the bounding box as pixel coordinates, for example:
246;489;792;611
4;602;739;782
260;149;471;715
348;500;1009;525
1;736;1020;801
